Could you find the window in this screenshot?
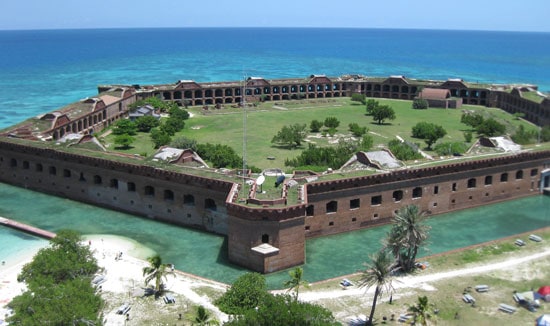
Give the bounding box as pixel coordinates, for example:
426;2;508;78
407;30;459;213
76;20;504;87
144;185;155;196
261;234;269;243
485;175;493;185
530;169;538;176
110;178;118;189
515;170;524;179
22;161;29;169
433;185;439;195
306;205;314;216
93;175;102;184
452;183;457;191
371;195;382;206
164;190;174;201
412;187;422;198
9;159;17;167
36;163;43;172
205;198;217;211
49;166;57;175
350;198;360;209
467;178;477;188
500;173;508;182
127;182;136;192
326;201;337;213
183;194;195;205
63;169;71;178
392;190;403;202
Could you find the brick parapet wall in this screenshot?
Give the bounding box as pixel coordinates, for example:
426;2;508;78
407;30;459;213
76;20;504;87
307;151;550;195
0;140;234;192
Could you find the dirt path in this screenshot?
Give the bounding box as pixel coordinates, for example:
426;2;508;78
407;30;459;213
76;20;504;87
298;248;550;302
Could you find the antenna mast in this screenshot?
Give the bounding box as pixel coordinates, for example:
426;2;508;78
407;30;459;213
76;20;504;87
242;75;247;192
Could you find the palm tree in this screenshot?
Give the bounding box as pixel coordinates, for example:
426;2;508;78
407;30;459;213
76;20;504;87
283;267;309;302
193;305;219;326
359;249;396;326
385;205;430;273
408;296;436;326
142;255;174;297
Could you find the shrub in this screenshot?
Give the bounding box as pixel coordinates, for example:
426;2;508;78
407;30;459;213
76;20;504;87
388;139;422;161
412;98;429;109
434;142;469;156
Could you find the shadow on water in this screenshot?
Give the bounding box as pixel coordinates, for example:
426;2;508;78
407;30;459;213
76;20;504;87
0;182;548;289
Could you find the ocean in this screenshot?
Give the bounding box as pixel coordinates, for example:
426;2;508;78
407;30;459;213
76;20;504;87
0;28;549;286
0;28;549;128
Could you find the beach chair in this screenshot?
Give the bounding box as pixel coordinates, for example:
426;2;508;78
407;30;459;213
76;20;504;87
164;294;176;304
529;234;542;242
116;303;131;315
475;285;489;292
498;303;516;313
463;293;475;304
514;239;526;246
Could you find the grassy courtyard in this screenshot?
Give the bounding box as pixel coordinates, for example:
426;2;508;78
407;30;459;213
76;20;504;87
102;97;541;171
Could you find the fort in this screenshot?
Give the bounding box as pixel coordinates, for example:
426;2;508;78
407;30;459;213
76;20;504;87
0;74;549;273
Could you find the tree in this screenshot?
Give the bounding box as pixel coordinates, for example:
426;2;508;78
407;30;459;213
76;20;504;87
359;249;396;326
372;105;396;125
365;99;379;115
359;134;374;152
193;305;219;326
114;134;135;149
411;122;447;149
224;294;338;326
18;230;98;285
112;119;137;135
385;205;430;273
324;116;340;129
283;267;309;302
150;128;171;148
476;118;506;137
460;112;484;129
408;296;437;326
388;139;422;161
412;98;429;110
215;272;268;315
135;115;160;132
349;123;367;137
9;230;102;325
511;124;537;145
170;136;198;151
310;119;324;132
142;254;174;298
271;123;307;149
351;93;366;104
433;142;468;156
196;143;241;168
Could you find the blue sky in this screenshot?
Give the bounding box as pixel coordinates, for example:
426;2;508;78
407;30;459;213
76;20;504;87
2;0;549;32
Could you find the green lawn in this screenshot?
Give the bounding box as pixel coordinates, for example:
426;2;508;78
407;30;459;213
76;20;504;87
102;98;540;171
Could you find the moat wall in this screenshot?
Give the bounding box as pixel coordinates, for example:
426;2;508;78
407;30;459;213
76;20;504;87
0;140;549;273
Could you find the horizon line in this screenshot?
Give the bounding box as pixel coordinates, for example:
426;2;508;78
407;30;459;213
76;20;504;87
1;26;549;34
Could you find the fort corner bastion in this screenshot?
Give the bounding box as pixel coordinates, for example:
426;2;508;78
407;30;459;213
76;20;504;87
0;74;549;274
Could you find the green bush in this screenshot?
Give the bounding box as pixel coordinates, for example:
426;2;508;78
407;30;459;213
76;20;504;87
412;98;429;109
433;142;468;156
388;139;422;161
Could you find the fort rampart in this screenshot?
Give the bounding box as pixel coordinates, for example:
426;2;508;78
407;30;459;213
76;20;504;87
0;139;548;273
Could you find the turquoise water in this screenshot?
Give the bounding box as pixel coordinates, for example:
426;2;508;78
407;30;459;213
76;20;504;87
0;182;548;289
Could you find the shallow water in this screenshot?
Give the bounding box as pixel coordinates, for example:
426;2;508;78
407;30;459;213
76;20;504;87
0;182;548;289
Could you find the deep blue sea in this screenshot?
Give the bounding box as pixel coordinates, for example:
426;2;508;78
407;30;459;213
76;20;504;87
0;28;549;128
0;28;549;286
